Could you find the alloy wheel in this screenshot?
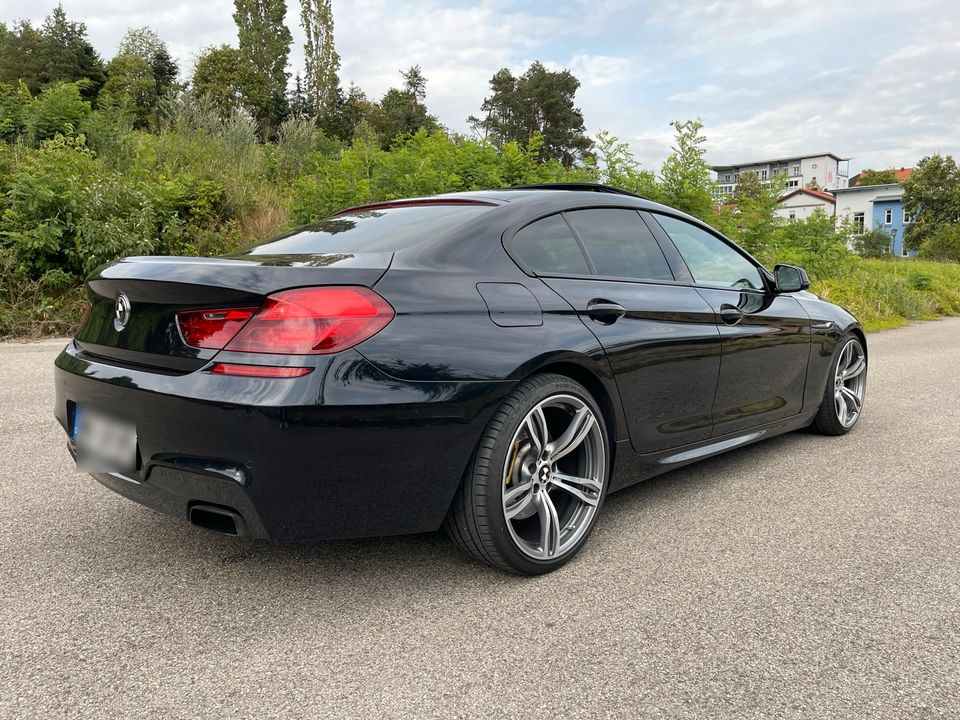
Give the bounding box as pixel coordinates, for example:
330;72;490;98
501;394;605;560
834;338;866;428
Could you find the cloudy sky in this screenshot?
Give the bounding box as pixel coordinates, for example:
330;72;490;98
3;0;959;173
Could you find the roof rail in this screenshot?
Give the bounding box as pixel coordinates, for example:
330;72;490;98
505;182;649;200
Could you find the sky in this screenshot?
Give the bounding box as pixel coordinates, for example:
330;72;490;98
2;0;959;174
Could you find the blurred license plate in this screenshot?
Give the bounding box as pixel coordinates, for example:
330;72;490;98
73;406;137;473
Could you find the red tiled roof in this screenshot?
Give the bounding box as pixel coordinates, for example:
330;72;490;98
779;188;836;204
894;167;912;182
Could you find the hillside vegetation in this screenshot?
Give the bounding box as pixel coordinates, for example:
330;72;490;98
2;4;958;338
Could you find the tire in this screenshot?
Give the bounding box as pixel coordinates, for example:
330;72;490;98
811;333;867;436
444;373;611;575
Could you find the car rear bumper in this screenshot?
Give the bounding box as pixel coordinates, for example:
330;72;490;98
54;342;508;541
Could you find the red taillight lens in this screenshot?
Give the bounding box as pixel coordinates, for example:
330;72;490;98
210;363;313;378
223;286;394;355
178;308;257;350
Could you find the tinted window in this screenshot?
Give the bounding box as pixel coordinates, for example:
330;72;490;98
243;203;494;254
655;214;764;290
511;215;590;275
565;209;674;281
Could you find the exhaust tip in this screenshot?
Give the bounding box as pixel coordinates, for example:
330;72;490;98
189;504;247;536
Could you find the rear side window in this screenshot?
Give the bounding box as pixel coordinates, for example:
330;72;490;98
243;202;495;254
511;214;591;275
654;214;764;290
565;209;674;281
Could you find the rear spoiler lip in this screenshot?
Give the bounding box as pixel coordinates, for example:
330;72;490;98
333;198;499;216
88;252;394;297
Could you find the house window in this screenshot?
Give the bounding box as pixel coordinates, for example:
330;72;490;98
901;243;909;257
733;173;740;182
903;210;913;223
760;170;768;180
853;212;865;234
724;174;731;182
884;208;893;224
792;165;800;176
789;211;796;219
786;179;799;188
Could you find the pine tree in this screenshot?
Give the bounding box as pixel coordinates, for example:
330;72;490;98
38;5;106;100
232;0;292;137
300;0;340;119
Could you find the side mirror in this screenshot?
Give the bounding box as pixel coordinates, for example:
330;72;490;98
774;264;810;293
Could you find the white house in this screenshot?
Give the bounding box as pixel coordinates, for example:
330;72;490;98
775;188;836;220
711;152;851;199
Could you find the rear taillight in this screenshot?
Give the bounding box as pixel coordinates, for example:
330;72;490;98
178;308;257;350
223;286;394;355
177;287;394;355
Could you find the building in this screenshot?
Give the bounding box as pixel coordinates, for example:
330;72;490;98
711;152;851;198
775;188;836;220
831;183;915;257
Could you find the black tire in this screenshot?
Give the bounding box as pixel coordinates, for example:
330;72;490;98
443;373;611;575
811;333;867;436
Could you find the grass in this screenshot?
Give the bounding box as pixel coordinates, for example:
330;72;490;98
813;258;960;332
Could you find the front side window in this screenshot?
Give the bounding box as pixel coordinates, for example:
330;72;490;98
510;214;590;275
654;214;764;291
903;210;913;224
884;208;893;224
564;209;674;281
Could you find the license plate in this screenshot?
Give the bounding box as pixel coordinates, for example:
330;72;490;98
73;406;137;473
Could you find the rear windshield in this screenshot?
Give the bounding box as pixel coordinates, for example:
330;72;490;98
242;202;496;255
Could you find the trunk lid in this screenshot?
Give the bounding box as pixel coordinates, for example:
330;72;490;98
75;252;392;373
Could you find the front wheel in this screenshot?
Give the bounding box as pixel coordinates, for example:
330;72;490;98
812;334;867;436
444;374;610;575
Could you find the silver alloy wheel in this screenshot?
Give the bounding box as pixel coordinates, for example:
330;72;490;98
501;394;605;560
834;338;866;428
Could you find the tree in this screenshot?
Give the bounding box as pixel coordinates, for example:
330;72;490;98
38;5;106;101
0;21;46;94
903;154;960;251
25;81;91;145
592;131;658;199
732;171;764;204
917;223;960;262
0;82;33;140
117;27;179;97
855;168;897;186
374;66;438;147
300;0;340;119
658;119;714;221
233;0;292;137
470;62;591;166
191;45;245;120
99;54;157;128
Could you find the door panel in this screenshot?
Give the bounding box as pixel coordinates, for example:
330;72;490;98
542;278;721;453
695;288;811;434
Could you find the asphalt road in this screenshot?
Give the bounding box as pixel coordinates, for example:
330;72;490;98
2;320;959;719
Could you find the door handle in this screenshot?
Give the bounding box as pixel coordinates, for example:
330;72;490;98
719;304;744;326
586;299;627;325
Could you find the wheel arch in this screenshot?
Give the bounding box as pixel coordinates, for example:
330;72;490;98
522;359;626;450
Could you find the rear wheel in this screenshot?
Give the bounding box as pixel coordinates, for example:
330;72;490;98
812;334;867;435
444;374;610;575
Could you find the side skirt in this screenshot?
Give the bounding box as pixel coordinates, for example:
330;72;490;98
608;409;819;493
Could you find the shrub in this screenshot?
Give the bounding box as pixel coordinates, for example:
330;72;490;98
25;82;91;145
852;227;893;258
917;224;960;262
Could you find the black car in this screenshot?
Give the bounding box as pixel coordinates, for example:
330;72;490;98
54;183;867;574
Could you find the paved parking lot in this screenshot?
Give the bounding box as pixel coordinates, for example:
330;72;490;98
2;319;959;719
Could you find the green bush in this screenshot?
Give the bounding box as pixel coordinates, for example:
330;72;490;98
25;82;91;145
918;224;960;262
